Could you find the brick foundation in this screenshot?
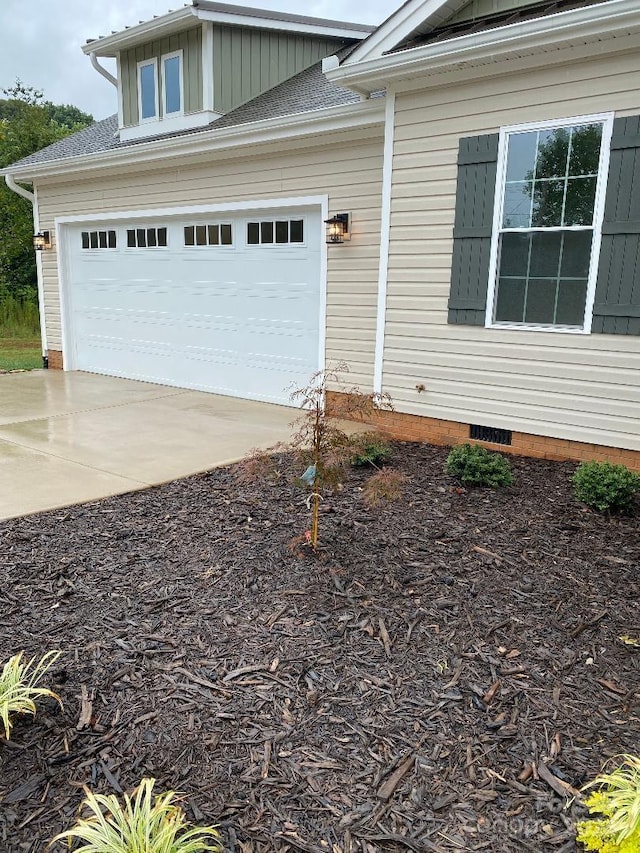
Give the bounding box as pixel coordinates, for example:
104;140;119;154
47;350;64;370
326;391;640;472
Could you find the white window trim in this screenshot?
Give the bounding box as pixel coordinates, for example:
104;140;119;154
485;112;614;335
137;58;159;123
161;49;184;117
245;217;307;248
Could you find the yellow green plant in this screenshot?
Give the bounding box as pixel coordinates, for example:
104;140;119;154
0;650;62;739
50;778;223;852
576;755;640;853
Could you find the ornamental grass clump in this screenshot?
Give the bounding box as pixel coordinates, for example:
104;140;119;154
572;461;640;513
348;431;392;468
576;755;640;853
50;778;223;852
445;443;514;488
0;650;62;740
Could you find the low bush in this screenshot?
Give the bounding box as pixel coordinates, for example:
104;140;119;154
576;754;640;853
572;461;640;513
0;650;62;740
445;443;514;488
362;469;408;507
50;778;223;852
349;431;392;467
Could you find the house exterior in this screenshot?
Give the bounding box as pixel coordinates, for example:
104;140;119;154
3;0;640;468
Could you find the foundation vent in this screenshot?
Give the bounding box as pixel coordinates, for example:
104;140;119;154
469;424;513;446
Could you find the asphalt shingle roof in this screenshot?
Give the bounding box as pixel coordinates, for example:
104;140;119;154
5;59;361;173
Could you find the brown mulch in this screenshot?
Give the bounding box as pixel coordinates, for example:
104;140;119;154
1;442;639;852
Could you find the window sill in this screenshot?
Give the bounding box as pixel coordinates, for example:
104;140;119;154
120;111;221;142
487;321;589;334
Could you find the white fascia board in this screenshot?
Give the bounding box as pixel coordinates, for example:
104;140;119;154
194;8;372;40
2;100;384;182
328;0;640;90
344;0;462;66
82;8;196;57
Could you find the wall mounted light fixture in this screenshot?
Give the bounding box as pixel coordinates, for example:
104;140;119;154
33;231;52;251
325;213;350;244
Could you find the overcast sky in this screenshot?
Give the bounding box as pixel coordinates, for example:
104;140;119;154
0;0;398;120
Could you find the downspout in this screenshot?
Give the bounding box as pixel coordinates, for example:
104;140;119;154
90;52;117;87
4;174;48;365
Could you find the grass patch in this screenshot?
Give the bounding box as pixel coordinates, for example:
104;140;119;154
0;338;42;371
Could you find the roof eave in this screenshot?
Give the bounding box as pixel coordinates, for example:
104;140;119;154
0;100;385;182
326;0;640;91
83;7;197;57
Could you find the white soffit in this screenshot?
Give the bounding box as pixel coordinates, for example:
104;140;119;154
327;0;640;89
83;3;374;57
342;0;471;66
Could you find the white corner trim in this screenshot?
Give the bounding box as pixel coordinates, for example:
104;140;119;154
327;0;640;90
202;22;214;113
318;196;329;379
137;58;159;123
161;49;184;117
484;111;615;335
116;53;125;129
32;186;48;357
373;90;396;395
119;110;221;141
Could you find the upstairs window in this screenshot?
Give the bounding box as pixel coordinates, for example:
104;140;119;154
490;118;609;330
162;51;183;116
138;60;158;121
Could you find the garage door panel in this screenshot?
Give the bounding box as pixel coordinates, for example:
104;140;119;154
67;209;321;404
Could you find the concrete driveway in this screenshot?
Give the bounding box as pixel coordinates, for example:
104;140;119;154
0;371;296;520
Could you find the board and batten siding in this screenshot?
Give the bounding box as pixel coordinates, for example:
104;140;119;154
37;131;384;389
120;27;203;126
385;49;640;451
212;28;346;114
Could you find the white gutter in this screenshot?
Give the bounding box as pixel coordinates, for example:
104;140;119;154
90;52;117;87
4;176;48;359
326;0;640;92
5;173;34;203
0;99;385;182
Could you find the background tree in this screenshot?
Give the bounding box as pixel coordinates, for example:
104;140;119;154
0;81;93;328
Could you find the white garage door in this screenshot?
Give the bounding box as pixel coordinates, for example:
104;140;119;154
64;206;322;405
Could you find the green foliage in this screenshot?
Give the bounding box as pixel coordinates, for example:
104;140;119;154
50;778;223;852
572;461;640;512
0;80;93;306
446;442;514;488
576;755;640;853
0;292;40;337
0;650;62;739
349;431;392;467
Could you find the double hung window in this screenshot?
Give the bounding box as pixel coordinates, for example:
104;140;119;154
490;117;610;330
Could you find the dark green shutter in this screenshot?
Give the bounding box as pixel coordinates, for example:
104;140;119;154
593;114;640;335
448;133;499;325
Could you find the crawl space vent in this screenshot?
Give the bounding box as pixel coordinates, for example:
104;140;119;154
469;424;513;446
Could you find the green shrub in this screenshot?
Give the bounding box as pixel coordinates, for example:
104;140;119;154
572;461;640;512
576;754;640;853
446;443;514;488
349;431;392;467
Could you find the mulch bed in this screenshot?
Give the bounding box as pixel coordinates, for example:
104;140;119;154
1;442;639;852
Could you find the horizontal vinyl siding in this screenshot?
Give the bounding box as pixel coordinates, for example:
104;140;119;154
386;49;640;451
37;131;383;390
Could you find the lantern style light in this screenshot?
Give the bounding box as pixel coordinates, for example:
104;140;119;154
33;231;52;251
324;213;350;244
